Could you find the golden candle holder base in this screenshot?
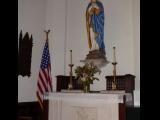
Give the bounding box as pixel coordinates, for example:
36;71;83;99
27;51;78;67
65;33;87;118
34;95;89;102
111;81;117;90
68;84;73;90
68;64;74;90
111;62;117;90
111;61;117;90
111;47;118;90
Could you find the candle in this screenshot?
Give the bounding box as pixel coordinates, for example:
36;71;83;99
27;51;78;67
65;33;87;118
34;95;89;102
70;50;72;64
113;47;116;63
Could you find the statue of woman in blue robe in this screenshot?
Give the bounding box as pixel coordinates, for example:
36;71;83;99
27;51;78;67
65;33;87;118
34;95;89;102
86;0;105;55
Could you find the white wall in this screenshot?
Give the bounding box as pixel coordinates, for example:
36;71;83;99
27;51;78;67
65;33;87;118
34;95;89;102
18;0;46;102
45;0;67;92
132;0;140;106
18;0;140;106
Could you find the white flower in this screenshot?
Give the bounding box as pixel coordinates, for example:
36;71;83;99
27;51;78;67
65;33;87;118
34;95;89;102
81;77;86;82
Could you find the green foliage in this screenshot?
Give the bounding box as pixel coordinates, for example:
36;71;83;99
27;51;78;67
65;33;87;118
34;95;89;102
74;62;101;86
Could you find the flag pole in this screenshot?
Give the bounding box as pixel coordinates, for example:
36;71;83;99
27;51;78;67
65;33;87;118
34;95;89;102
44;30;50;97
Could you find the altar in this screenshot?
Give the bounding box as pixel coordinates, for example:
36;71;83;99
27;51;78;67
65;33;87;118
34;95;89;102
46;91;132;120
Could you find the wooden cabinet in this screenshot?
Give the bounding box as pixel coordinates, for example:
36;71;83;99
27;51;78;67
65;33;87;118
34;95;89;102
105;74;135;92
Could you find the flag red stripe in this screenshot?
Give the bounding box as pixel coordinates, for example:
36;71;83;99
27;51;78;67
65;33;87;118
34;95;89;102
40;70;48;87
39;72;48;91
42;69;48;81
38;82;44;95
42;69;49;91
47;68;52;91
49;64;52;90
38;79;45;94
49;65;52;87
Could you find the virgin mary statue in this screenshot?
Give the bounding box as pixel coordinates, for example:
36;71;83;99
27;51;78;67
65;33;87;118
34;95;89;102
85;0;108;68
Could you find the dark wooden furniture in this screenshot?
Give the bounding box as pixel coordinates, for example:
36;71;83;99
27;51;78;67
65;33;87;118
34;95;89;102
106;74;135;92
56;75;83;91
105;74;135;106
119;102;126;120
18;100;49;120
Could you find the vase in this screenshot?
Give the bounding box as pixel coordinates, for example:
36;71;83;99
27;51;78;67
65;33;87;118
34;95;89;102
83;84;90;93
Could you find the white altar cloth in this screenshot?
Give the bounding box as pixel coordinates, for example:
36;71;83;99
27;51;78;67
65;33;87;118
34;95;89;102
46;92;132;120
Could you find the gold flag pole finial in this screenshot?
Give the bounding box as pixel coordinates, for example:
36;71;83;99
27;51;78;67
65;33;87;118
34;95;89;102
44;30;50;41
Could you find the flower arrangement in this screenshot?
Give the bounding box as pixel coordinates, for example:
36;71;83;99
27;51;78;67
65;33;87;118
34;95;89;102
74;62;101;92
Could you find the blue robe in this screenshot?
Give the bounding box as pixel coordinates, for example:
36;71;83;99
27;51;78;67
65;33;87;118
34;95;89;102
86;1;105;53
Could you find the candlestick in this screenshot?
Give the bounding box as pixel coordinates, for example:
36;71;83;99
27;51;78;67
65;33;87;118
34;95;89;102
112;46;117;90
70;50;72;64
112;63;117;90
68;64;74;90
68;50;74;90
113;47;116;63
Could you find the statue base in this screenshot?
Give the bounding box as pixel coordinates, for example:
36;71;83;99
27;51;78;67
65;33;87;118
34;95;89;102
81;49;109;68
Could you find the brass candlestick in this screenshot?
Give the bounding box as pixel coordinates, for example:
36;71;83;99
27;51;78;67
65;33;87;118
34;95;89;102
68;64;74;90
68;50;74;90
112;62;117;90
112;47;117;90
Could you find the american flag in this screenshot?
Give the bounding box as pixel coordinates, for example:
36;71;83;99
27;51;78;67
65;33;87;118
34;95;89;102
36;41;53;110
